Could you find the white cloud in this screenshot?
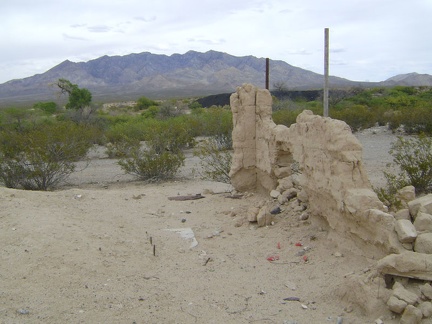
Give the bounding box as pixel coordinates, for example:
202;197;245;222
0;0;431;84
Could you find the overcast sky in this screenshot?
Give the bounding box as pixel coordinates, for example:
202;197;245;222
1;0;431;84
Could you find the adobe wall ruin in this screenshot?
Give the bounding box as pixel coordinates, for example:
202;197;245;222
229;84;398;254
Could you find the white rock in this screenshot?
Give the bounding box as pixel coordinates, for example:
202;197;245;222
400;305;422;324
387;295;407;314
419;301;432;318
408;194;432;219
270;190;280;199
392;282;419;305
413;212;432;233
420;283;432;300
414;233;432;254
395;209;411;221
395;219;418;243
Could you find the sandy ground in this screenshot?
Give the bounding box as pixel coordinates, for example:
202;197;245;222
1;127;404;324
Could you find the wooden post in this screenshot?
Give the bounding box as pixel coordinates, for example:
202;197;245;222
324;28;329;117
266;58;270;90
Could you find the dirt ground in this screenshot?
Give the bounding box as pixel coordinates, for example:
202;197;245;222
1;126;404;324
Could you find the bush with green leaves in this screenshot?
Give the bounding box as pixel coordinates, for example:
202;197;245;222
118;148;184;182
375;135;432;209
135;96;159;111
0;122;94;190
194;137;232;183
116;119;190;182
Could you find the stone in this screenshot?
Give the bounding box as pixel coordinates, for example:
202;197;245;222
408;194;432;219
395;219;418;243
392;282;420;305
400;305;423;324
395;209;412;221
247;206;260;222
420;283;432;300
296;190;308;203
414;233;432;253
278;188;298;205
413;212;432;233
276;177;294;192
387;295;407;314
270;190;280;199
376;252;432;281
256;206;273;227
419;301;432;318
396;186;416;205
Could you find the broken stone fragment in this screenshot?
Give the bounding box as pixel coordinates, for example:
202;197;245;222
414;233;432;253
376;252;432;281
395;209;411;221
395;219;418;243
392;282;420;305
270;190;280;199
413;212;432;233
420;283;432;300
419;301;432;318
400;304;423;324
408;194;432;219
387;295;407;314
256;206;273;227
396;186;416;207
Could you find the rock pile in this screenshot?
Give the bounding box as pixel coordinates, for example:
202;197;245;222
229;84;432;323
376;192;432;322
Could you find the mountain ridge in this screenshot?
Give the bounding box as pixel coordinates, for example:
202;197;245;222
0;50;431;105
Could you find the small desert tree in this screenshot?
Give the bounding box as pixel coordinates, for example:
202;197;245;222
56;79;95;122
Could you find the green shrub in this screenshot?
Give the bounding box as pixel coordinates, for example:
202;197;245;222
389;135;432;194
194;137;232;183
135;96;159;111
33;101;58;115
0;122;93;190
375;135;432;208
118;148;184;182
331;105;375;131
272;109;301;127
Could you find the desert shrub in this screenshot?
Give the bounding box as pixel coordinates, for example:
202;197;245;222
116;118;190;181
375;135;432;207
135;96;159;111
33;101;58;115
331;105;375;131
0;122;94;190
389;135;432;194
194;137;232;183
118;148;184;182
273;109;301;127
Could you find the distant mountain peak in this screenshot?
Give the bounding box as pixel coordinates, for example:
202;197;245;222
0;50;431;105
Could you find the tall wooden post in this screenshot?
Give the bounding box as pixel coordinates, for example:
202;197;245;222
265;58;270;90
324;28;329;117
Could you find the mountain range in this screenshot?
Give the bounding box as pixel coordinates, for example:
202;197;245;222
0;50;431;105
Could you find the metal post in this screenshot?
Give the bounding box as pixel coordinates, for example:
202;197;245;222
266;58;270;90
323;28;329;117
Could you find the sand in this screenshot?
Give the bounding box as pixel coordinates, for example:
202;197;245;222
0;126;402;323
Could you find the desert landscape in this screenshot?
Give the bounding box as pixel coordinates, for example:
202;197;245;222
0;121;405;324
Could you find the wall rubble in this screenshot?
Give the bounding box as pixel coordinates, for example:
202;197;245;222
229;84;397;254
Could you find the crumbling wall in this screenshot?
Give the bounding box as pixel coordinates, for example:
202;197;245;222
230;84;397;254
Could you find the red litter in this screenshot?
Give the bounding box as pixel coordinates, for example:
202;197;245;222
267;255;280;262
295;242;303;247
303;255;308;262
277;242;281;249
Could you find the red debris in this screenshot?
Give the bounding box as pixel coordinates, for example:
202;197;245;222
295;242;303;247
267;255;280;262
277;242;281;249
303;255;308;262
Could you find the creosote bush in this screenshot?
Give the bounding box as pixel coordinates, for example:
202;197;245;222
375;135;432;209
0;122;94;190
194;138;232;184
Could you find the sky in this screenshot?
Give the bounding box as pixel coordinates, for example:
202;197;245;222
1;0;431;84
